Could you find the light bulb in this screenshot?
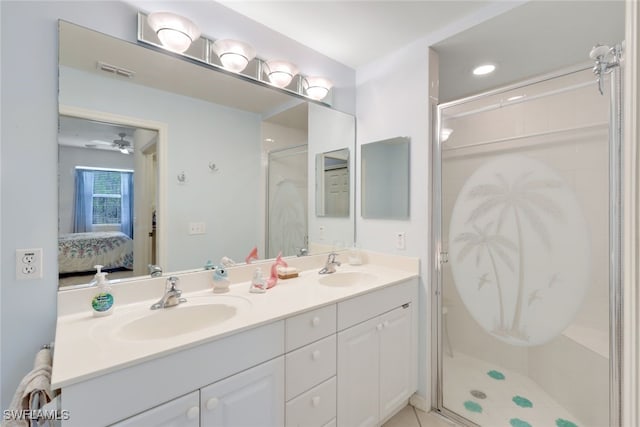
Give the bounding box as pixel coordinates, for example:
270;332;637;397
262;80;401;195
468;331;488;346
303;76;333;100
147;12;200;54
265;60;298;88
212;40;256;73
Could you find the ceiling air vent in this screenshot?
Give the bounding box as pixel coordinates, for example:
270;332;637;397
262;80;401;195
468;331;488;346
97;61;135;78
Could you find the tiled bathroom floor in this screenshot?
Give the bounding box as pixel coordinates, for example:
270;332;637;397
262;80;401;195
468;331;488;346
382;405;457;427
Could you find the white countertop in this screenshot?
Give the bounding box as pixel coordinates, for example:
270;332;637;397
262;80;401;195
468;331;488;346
51;252;419;389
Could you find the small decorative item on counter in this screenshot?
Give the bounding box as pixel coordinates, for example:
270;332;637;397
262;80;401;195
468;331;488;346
90;265;114;317
204;260;215;270
245;246;259;264
266;253;288;289
249;267;267;293
220;256;236;267
277;266;299;280
212;265;231;293
348;246;363;265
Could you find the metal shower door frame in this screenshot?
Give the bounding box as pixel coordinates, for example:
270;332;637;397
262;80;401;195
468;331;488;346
430;62;624;427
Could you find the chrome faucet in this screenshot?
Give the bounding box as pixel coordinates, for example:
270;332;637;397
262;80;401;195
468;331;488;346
148;264;163;277
150;276;186;310
319;252;341;274
296;247;308;257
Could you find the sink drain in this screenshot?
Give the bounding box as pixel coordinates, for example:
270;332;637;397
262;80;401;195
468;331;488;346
470;390;487;399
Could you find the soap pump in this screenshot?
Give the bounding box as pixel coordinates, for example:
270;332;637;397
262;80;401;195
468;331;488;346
91;265;114;317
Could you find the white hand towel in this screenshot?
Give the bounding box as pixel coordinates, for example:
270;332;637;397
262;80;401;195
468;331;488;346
5;348;54;427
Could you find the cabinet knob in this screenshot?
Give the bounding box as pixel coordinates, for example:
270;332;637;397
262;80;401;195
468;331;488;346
311;316;321;327
206;397;219;410
311;350;321;361
311;396;321;408
186;406;199;420
376;323;383;331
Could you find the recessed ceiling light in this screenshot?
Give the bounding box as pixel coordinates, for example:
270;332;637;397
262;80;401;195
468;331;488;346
473;64;496;76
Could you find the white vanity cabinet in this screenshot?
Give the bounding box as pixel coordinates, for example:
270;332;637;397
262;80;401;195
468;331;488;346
336;279;417;427
200;357;284;426
57;273;417;427
111;391;200;427
284;305;337;427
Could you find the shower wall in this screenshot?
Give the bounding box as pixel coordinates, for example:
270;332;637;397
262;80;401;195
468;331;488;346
440;68;610;426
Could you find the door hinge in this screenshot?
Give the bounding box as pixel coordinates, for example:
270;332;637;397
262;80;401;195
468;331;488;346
439;252;449;264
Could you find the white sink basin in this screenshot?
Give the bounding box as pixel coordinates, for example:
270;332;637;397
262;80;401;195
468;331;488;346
318;271;376;287
114;295;250;341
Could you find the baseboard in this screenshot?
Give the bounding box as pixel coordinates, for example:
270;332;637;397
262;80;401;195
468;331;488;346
409;393;429;412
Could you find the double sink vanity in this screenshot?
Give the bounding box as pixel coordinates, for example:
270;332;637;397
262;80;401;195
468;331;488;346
52;251;419;427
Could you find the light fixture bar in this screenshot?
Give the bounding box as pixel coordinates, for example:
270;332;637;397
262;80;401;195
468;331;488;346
136;11;333;104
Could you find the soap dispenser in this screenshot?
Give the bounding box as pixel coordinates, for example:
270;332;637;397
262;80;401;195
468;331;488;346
91;265;114;317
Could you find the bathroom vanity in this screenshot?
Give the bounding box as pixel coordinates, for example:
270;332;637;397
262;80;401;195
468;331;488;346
51;253;419;427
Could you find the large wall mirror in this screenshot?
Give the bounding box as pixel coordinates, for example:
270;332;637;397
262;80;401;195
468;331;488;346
57;21;355;288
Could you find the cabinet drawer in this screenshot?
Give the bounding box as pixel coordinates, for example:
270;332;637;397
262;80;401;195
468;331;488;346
286;377;336;427
286;335;336;400
286;304;336;351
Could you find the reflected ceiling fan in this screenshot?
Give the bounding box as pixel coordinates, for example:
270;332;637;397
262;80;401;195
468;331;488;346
87;132;134;154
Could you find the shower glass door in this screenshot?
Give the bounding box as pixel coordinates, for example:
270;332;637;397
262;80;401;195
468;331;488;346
266;145;308;258
437;67;618;427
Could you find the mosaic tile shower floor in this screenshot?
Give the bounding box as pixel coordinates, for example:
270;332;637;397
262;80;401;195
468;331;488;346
443;352;585;427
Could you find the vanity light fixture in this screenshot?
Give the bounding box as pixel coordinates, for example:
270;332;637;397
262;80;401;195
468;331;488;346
472;63;496;76
303;76;333;101
147;12;201;53
211;39;256;73
264;60;298;88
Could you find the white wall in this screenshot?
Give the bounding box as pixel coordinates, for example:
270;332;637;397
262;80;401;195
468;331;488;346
356;43;432;400
0;0;354;410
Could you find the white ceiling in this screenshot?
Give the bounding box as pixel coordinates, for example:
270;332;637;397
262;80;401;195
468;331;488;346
219;0;493;69
219;0;625;100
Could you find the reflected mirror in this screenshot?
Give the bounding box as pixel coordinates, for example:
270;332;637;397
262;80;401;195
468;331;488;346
315;148;350;217
361;137;410;219
58;21;355;287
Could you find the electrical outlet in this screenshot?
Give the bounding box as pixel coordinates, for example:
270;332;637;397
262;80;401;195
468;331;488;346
319;225;325;240
188;222;206;235
16;248;43;280
396;232;406;250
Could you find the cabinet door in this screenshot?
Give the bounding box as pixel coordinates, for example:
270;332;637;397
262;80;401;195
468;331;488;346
200;357;284;427
111;391;199;427
379;304;412;420
337;316;380;427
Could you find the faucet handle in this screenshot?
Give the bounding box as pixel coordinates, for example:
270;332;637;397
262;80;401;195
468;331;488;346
167;276;180;290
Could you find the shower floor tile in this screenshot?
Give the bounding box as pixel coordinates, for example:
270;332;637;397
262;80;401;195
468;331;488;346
443;352;585;427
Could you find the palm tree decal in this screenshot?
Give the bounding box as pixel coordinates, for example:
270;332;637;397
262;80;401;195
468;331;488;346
455;170;564;341
454;222;516;332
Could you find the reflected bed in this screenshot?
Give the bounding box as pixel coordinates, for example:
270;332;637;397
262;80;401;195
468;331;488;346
58;231;133;275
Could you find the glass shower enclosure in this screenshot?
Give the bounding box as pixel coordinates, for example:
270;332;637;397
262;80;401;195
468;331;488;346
434;62;622;427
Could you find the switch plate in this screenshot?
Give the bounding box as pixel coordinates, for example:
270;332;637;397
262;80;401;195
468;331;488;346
396;232;406;250
319;225;325;240
16;248;43;279
188;222;206;235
